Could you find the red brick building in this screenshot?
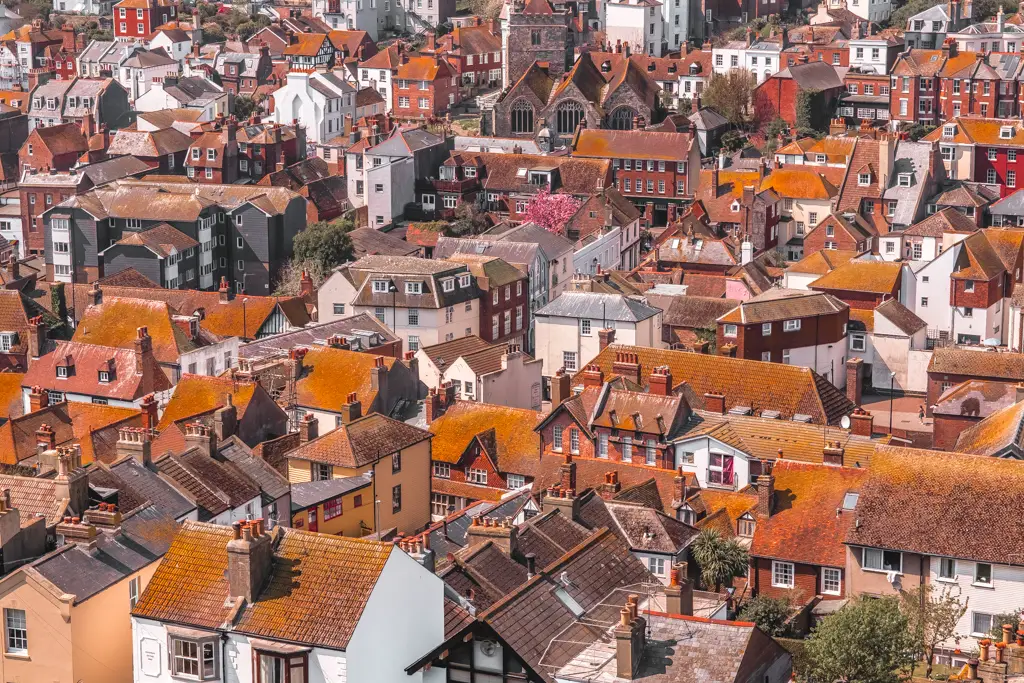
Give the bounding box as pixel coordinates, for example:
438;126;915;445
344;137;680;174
802;212;875;254
926;347;1024;416
445;254;530;347
938;48;999;119
716;289;849;365
19;122;88;173
754;60;845;128
537;367;690;469
923;117;1024;198
393;55;458;119
889;48;945;126
113;0;178;40
434;20;501;88
749;461;868;603
185;120;238;184
571;127;701;227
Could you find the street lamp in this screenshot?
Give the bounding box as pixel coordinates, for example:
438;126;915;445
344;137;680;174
389;281;398;330
241;297;249;342
889;371;896;436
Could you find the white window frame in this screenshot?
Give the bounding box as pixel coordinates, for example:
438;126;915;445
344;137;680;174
783;319;801;332
937;557;957;582
862;547;902;573
821;567;841;595
771;561;795;588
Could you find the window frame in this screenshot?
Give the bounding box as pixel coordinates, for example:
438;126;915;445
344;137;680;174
821;567;841;595
771;561;795;588
974;562;993;587
862;547;902;573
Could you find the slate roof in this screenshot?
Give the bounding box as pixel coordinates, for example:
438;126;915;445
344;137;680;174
113;223;199;259
290;472;372;509
535;291;661;322
578;495;698;553
155;447;261;518
218;437;290;504
845;446;1024;565
441;541;529;611
238;314;397;360
108;456;197;519
286;413;432;467
29;504;176;603
131;521;394;650
348;227;419;258
904;206;979;236
882;140;935;226
932;379;1017;419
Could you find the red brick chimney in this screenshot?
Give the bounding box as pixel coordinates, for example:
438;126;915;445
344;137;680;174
756;464;775;519
28;385;48;412
649;365;672;396
665;564;693;615
611;350;641;384
550;368;571;408
27;315;46;362
226;520;274;603
846;357;863;405
36;422;56;450
582;364;604;388
559;452;576;491
218;276;231;303
850;407;874;437
598;328;616;351
340;392;362;424
298;412;318;442
139;393;158;430
425;386;443;424
299;269;314;297
598;470;621;499
134;326;155;395
703;392;726;414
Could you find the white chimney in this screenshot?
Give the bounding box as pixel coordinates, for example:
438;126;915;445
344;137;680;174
741;240;753;265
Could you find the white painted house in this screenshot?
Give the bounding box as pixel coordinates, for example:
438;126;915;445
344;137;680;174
415;336;543;409
534;291;663;378
131;521;445;683
270;69;357;144
605;0;664;57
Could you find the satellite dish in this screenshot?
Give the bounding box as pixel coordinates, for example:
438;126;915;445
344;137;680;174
840;415;852;430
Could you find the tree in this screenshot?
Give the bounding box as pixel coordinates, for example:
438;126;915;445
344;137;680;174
522;188;582;235
234;95;258;119
51;282;67;325
292;218;355;274
690;528;749;592
899;584;968;679
739;595;792;637
701;70;757;128
273;258;331;296
450;201;489;236
805;597;916;683
201;21;225;45
988;610;1023;639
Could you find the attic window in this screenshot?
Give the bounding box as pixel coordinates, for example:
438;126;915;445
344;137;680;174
515;168;528;178
207;148;216;160
459;274;471;287
442;278;455;292
730;200;740;212
897;173;911;187
943;124;956;138
372;279;390;293
56;365;69;378
553;586;585;617
465;166;477;178
0;332;15;352
689;63;699;74
405;281;423;294
1002;126;1014;139
815;154;826;163
98;368;112;383
842;492;860;510
858;173;870;186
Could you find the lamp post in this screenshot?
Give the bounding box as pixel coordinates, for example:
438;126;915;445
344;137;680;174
889;371;896;436
241;297;249;342
389;281;398;331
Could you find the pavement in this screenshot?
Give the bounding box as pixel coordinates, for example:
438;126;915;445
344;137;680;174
860;393;932;434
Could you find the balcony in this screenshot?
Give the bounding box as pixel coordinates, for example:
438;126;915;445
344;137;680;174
431;177;479;193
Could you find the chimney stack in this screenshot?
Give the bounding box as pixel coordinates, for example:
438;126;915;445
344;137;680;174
614;596;646;679
599;470;621;499
87;281;102;307
582;364;604;389
28;385;47;412
703;392;726;414
598;328;616;351
756;466;775;519
140;393;158;430
542;454;580;520
846;357;864;405
298;412;318;442
116;426;152;466
664;563;693;616
28;315;46;361
54;446;89;518
299;270;314;297
340;392;362;424
550;368;572;408
611;350;641;385
425;386;444;424
219;276;231;303
85;502;123;530
214;393;238;441
850;408;874;437
134;327;155;394
226;520;274;604
465;515;520;556
184;422;217;456
648;365;672;396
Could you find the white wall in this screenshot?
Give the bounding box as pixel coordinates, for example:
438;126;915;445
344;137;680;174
926;556;1024;651
912;246;957;335
672;436;754;490
573;227;622;275
783;271;821;291
786;340;849;388
318;272;360;323
535;315;656;377
207;495;264;526
179;337;239;378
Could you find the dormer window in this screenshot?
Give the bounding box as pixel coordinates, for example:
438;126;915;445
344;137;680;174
206;149;216;160
815;154;826;163
405;281;423;294
56;365;69;378
372;279;389;293
1001;126;1014;139
858;173;870;186
459;274;470;287
528;170;550;185
465;166;477;178
943;124;956;138
442;278;455;292
898;173;911;187
738;513;756;537
730;200;740;212
98;369;111;383
0;332;15;352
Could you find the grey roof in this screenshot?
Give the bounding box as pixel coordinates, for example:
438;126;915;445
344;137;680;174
484;222;575;260
453;136;542;154
218;436;290;504
122;48;177;68
425;491;533;568
688;107;729;131
109;457;197;521
238;314;398;361
370;128;445;157
883;141;934;226
80;156;152;186
778;61;845;90
30;504;174;603
78;39;116;63
290;473;372;509
165;77;223;104
535;291;661;322
908;3;950;23
990;188;1024;215
64;79;113;117
433;236;538;268
349;227;420;258
876;298;927;335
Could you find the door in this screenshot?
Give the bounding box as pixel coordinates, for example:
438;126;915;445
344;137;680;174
421;193;435;209
307;508;318;533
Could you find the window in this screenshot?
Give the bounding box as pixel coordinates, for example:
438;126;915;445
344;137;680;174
553;426;563;452
312;463;331;481
129;576;140;608
862;547;902;572
323;497;343;521
433;462;451;478
569;428;579;453
772;561;795;588
392;484;402;512
580;319;592;336
850;333;866;351
467;468;487;484
988;169;998;184
2;608;25;655
599;432;608;458
761;323;771;336
822;568;841;595
724;324;737;337
648;557;666;576
392;451;402;474
974;612;996;636
333;303;345;315
964;279;975;292
622;436;632;459
171;638;217;679
783;319;801;332
1010;171;1016;188
256;653;307;683
975;562;993;586
938;557;956;581
563;351;577;372
858;173;871;186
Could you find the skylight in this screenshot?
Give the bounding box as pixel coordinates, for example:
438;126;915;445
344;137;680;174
554;587;585;617
842;492;860;510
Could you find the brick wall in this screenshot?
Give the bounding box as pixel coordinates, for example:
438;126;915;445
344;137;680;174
951;275;1002;309
932;412;981;450
752;556;843;601
718;308;849;362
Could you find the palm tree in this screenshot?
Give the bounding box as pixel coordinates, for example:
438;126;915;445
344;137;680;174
691;528;749;592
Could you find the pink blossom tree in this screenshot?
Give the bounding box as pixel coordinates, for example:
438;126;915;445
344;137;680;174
522;188;583;235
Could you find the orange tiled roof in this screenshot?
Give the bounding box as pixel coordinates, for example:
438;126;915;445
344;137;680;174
157;375;258;431
808;259;902;294
923;117;1024;147
953;399;1024;456
295;347;394;412
131;521;392;649
429;401;542;473
759;167;841;200
750;461;868;567
287;412;431;467
283;32;330;57
71;297;188;366
785;249;860;275
573;129;692;162
396;54;455;81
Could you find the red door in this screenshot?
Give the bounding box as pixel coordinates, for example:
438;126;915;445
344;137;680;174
307;508;318;533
